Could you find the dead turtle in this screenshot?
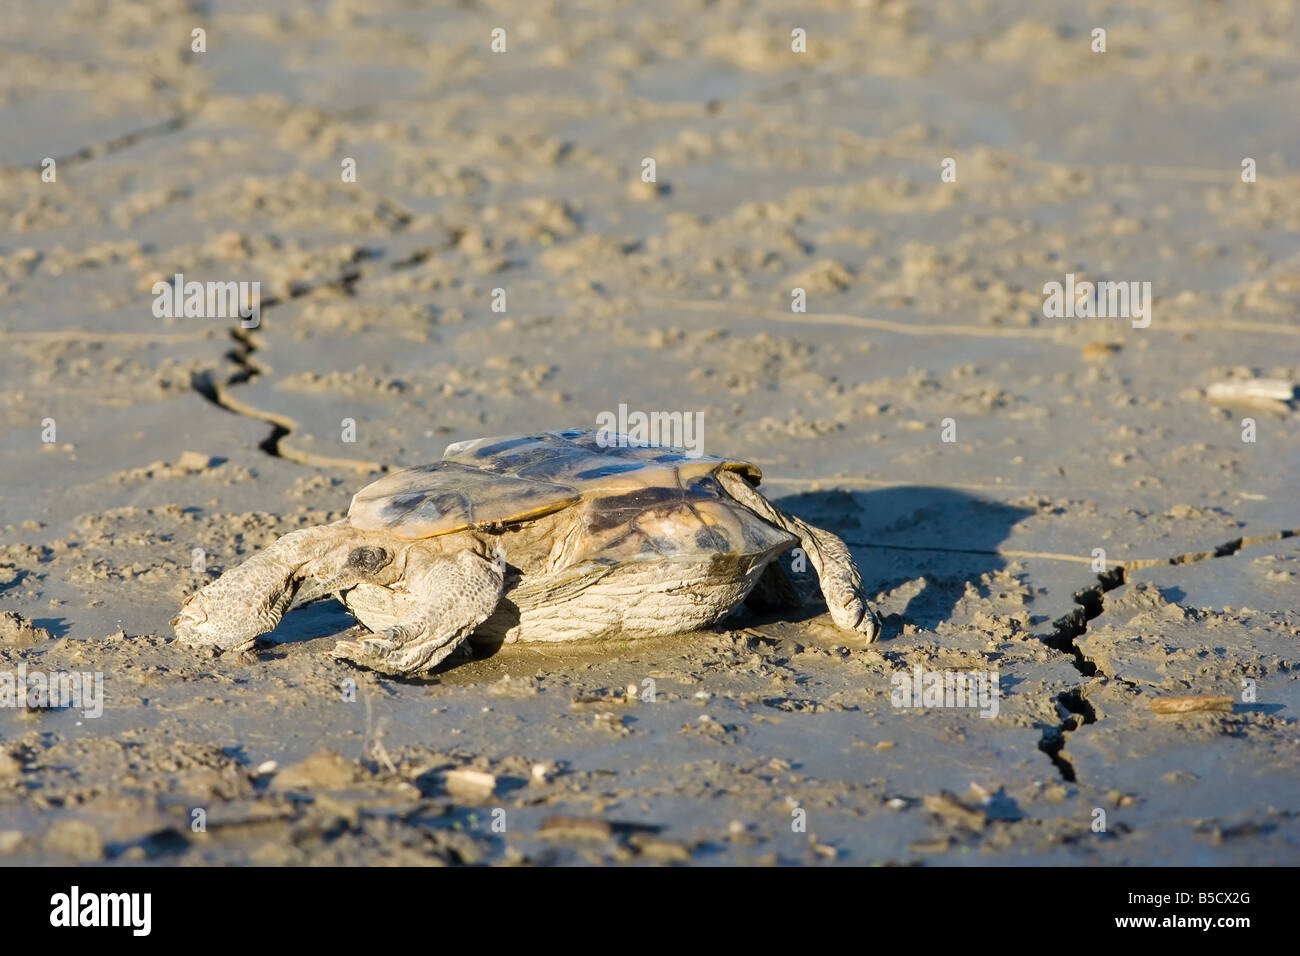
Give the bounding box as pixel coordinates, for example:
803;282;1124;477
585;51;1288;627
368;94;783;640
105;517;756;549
173;429;880;674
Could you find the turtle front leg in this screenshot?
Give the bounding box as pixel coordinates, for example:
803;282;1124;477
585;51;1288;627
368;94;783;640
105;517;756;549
718;471;881;642
173;526;346;651
332;546;504;675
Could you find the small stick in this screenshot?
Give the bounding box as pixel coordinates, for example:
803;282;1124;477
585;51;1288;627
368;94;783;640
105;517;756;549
1206;379;1296;408
1151;695;1234;714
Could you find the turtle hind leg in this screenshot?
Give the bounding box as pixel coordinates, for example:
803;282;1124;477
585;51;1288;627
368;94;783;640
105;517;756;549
717;471;881;642
332;547;504;675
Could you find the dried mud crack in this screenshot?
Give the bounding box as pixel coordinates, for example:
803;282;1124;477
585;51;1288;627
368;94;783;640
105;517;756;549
1046;566;1127;679
2;83;204;173
188;260;385;471
1047;528;1298;681
1035;528;1298;784
185;235;464;471
1037;688;1097;783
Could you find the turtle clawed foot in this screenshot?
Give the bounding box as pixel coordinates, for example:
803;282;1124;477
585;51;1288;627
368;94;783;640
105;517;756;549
331;634;403;670
828;596;882;644
331;629;462;676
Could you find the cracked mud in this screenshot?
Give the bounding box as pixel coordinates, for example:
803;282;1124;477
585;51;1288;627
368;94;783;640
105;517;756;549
0;0;1298;865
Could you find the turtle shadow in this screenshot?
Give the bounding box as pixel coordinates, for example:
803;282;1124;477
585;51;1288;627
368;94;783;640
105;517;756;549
769;486;1034;639
458;601;521;665
258;599;358;646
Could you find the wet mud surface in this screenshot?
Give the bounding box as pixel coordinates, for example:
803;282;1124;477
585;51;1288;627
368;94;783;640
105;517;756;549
0;0;1297;864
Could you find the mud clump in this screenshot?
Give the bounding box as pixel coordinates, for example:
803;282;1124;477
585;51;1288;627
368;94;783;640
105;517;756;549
0;611;52;646
270;751;365;792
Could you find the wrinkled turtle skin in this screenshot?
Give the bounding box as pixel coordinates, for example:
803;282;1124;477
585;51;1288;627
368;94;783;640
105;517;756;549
174;429;880;675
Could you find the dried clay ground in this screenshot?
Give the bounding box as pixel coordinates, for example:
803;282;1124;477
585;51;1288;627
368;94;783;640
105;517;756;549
0;0;1297;865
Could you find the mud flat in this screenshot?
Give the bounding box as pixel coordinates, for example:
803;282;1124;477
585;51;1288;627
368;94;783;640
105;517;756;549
0;0;1297;864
